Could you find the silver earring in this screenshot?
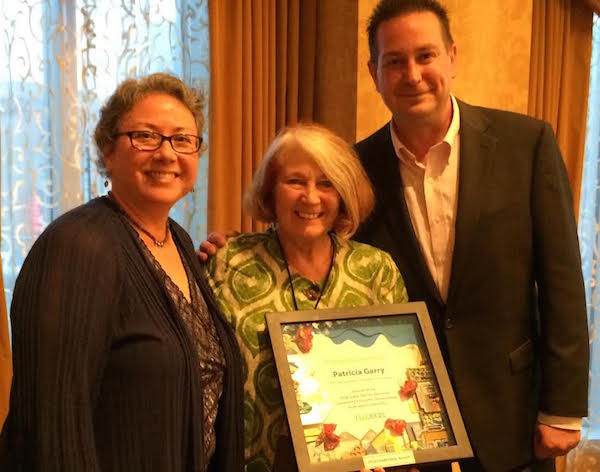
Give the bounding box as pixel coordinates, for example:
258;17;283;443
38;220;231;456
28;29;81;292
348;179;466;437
104;179;109;188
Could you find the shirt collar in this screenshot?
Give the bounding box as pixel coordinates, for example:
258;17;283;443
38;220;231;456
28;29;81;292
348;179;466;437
390;94;461;166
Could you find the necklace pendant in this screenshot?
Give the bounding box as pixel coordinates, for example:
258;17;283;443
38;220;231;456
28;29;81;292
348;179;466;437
303;285;320;301
275;229;334;312
153;239;165;248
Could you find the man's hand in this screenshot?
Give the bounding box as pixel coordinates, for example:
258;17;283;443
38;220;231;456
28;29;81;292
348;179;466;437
533;423;581;459
196;231;229;262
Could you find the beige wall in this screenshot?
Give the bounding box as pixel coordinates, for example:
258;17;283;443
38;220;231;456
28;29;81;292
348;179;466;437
357;0;392;140
356;0;533;140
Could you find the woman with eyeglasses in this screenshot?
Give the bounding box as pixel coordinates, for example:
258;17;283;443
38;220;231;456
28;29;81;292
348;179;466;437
0;73;244;472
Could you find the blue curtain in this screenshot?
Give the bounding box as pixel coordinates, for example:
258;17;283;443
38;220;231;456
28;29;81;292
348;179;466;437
0;0;210;305
577;13;600;442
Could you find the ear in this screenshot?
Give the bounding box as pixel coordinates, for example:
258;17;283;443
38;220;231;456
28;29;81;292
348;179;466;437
102;144;116;174
449;43;458;79
367;60;380;93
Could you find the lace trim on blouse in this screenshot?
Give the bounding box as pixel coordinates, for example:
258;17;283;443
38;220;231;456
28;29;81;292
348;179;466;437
140;235;226;464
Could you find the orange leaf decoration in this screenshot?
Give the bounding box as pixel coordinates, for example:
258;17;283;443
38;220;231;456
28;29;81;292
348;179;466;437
294;325;313;353
316;423;340;450
399;379;418;398
384;418;407;436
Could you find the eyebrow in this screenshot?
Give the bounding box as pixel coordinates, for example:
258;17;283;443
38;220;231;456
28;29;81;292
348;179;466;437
281;169;328;179
415;44;440;53
382;43;440;56
125;122;196;133
281;170;307;177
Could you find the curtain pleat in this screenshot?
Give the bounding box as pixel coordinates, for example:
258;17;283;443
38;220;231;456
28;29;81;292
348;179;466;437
528;0;593;218
208;0;245;232
275;0;289;128
298;0;317;121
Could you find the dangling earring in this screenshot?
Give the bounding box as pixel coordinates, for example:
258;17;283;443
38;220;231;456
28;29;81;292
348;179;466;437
104;179;109;188
190;187;195;193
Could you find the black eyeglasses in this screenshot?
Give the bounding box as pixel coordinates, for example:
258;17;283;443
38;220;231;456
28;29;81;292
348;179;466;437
114;130;203;154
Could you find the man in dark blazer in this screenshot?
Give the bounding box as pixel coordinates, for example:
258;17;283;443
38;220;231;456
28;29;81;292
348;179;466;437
355;1;589;471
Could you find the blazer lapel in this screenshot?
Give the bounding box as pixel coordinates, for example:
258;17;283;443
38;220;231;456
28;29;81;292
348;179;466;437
446;101;497;305
368;126;444;306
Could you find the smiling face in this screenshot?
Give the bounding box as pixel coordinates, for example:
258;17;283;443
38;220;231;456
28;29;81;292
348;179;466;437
273;151;341;245
368;11;456;128
103;92;199;214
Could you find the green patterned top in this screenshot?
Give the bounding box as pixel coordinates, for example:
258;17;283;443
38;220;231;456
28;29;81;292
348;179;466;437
203;228;408;471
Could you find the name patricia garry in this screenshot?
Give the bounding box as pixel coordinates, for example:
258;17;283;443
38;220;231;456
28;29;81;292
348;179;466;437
332;367;385;378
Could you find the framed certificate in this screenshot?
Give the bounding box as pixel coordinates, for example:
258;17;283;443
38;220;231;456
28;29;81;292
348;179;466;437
266;302;473;471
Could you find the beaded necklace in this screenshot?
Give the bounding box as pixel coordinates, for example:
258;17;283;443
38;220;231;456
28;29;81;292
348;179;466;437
108;192;170;247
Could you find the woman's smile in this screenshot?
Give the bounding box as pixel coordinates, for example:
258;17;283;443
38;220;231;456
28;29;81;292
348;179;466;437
295;210;323;220
273;151;341;243
144;170;180;183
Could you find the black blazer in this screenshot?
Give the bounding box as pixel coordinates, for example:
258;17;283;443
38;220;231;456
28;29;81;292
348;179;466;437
354;100;589;471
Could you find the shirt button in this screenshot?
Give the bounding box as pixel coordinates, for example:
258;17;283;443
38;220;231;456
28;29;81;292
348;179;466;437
445;317;454;329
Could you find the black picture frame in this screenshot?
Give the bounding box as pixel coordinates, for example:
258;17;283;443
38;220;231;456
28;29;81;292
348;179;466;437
266;301;473;471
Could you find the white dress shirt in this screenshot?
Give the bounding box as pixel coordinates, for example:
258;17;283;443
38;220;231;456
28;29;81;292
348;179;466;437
389;95;581;431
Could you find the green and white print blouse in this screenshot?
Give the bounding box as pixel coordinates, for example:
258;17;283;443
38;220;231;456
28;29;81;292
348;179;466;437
203;228;408;471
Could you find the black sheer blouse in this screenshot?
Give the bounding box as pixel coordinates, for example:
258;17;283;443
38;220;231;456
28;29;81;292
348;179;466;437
141;235;226;464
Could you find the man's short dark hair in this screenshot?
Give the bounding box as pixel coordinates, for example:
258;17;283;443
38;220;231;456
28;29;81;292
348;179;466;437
367;0;454;63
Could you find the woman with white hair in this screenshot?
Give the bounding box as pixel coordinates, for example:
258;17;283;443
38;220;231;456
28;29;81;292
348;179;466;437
203;123;407;471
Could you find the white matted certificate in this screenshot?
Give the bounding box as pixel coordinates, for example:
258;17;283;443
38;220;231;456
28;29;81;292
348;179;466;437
266;302;473;472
